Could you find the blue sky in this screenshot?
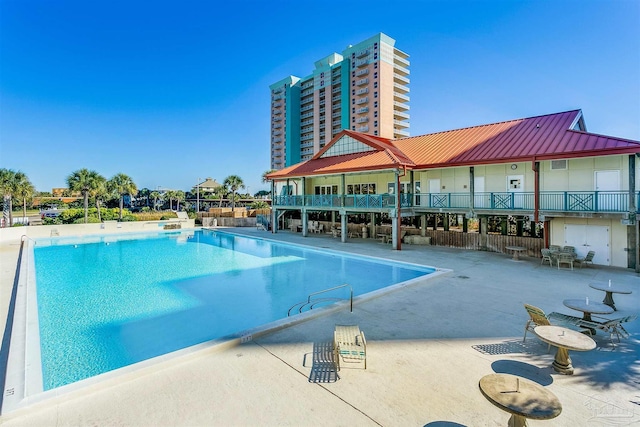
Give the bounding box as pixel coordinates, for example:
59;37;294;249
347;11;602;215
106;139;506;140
1;0;638;194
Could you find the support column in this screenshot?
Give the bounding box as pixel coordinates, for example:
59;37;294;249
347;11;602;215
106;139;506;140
444;214;450;231
271;181;277;233
341;213;347;243
391;216;398;249
369;212;375;239
302;211;308;237
480;216;487;249
628;154;638;271
420;214;426;237
463;216;468;233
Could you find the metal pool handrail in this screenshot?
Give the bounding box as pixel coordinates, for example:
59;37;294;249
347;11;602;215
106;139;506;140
287;283;353;316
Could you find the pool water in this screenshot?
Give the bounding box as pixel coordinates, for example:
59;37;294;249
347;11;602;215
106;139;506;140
33;230;435;390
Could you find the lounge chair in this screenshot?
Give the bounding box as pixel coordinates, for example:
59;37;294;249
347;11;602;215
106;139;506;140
523;304;589;350
176;211;189;221
334;325;367;370
580;314;637;347
574;251;595;268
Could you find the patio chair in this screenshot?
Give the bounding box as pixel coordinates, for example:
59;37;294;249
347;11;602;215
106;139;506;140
561;245;577;255
556;252;575;270
579;315;637;348
540;249;554;266
524;305;589;350
574;251;595;268
549;245;562;252
334;325;367;370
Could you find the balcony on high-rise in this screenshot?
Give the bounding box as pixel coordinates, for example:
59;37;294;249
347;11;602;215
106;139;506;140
355;59;368;68
356;48;369;58
357;125;369;132
356;78;369;86
356;68;369;77
393;82;409;93
356;88;369;95
356;117;369;123
394;92;410;102
394;119;409;128
393;101;409;111
356;97;369;105
357;106;369;114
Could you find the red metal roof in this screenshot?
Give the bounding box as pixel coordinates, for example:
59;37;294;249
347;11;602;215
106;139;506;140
268;110;640;179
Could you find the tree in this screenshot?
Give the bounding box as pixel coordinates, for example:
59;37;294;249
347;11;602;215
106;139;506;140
67;169;103;224
0;169;33;227
150;191;161;211
213;185;226;208
90;175;108;222
137;188;151;207
108;173;138;220
15;173;35;222
262;169;276;183
223;175;245;212
164;190;176;211
174;190;185;211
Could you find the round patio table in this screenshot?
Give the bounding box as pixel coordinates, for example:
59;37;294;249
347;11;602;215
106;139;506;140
562;298;614;322
534;325;596;375
479;373;562;426
505;245;527;261
589;282;632;311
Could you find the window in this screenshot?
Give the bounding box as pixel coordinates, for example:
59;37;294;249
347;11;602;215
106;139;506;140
374;111;378;118
352;126;356;130
352;89;355;95
352;71;355;77
374;101;378;108
374;131;378;136
374;72;378;79
374;120;378;127
352;107;355;113
352;80;355;86
352;99;355;104
551;160;567;170
374;62;378;69
352;117;355;122
374;91;378;98
374;81;378;89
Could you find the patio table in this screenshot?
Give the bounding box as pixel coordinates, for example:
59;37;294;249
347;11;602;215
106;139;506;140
534;325;596;375
589;281;632;311
505;246;527;261
563;298;614;322
479;373;562;426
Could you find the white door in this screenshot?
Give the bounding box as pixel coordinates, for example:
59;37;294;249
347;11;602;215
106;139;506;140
474;176;485;208
507;175;524;208
429;179;442;207
595;170;621;211
564;224;610;265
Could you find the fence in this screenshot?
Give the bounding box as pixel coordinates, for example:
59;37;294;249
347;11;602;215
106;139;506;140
422;230;544;258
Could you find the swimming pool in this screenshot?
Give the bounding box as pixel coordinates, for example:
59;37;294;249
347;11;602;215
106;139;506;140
10;229;440;403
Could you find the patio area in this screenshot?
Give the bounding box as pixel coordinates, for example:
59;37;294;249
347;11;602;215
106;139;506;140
1;227;638;426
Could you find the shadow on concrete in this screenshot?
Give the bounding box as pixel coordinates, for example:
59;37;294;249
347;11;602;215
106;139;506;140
303;341;339;383
491;359;554;386
424;422;467;427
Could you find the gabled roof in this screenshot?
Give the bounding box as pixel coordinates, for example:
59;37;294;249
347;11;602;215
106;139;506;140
267;110;640;180
268;130;414;179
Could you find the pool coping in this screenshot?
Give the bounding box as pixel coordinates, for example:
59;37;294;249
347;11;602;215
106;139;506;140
1;229;450;415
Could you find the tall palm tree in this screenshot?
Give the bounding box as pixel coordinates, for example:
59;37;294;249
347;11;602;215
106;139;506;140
164;190;175;211
0;169;31;227
213;185;226;208
0;168;15;227
223;175;245;212
67;169;102;224
174;190;185;212
108;173;138;220
262;169;276;183
14;173;35;223
90;174;108;222
150;191;161;211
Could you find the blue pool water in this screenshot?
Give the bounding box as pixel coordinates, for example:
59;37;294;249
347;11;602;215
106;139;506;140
33;230;435;390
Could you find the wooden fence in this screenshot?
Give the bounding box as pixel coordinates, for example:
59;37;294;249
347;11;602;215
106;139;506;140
422;230;544;258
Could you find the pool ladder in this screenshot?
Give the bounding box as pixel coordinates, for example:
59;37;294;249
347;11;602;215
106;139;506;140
287;284;353;317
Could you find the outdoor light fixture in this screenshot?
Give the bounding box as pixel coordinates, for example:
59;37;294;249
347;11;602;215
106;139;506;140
511;164;517;170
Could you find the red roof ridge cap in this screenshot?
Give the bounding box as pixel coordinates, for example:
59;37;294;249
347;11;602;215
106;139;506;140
566;128;640;145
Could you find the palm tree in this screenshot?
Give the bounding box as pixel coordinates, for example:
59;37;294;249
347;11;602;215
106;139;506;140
14;173;35;223
213;185;226;208
262;169;276;183
223;175;245;212
108;173;138;220
67;169;102;224
164;190;175;211
150;191;161;211
90;175;108;222
174;190;185;212
0;169;32;227
0;168;15;227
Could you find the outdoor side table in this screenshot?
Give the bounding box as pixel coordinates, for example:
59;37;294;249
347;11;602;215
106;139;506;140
505;245;526;261
589;282;632;311
479;373;562;427
534;325;596;375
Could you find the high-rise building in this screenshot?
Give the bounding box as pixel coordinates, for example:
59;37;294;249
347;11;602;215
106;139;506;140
269;33;410;170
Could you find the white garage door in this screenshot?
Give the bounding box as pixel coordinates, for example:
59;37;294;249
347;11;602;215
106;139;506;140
564;224;610;266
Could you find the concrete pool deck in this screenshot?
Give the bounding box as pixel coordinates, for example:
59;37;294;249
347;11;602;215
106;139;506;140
1;227;639;426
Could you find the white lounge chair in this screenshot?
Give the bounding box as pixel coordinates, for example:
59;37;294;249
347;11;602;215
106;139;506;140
334;325;367;370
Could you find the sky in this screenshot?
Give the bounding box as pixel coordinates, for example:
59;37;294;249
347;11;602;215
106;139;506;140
1;0;639;194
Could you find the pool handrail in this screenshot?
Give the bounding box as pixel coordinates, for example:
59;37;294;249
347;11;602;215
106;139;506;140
287;284;353;316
